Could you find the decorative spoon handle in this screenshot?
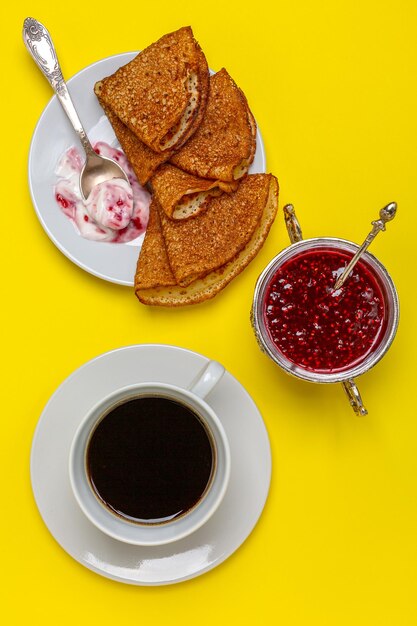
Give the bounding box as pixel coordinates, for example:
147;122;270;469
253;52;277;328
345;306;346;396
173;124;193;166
22;17;94;156
334;202;397;290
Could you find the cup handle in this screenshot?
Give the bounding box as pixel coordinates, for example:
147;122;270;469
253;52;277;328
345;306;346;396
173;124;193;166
341;379;368;416
188;360;225;400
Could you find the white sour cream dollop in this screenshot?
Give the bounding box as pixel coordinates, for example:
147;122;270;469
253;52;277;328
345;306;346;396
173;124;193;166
54;142;150;243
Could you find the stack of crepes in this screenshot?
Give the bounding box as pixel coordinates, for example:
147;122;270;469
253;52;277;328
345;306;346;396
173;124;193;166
95;26;279;306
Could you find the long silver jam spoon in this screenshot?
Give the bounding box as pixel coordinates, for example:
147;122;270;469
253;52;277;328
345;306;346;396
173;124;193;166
333;202;397;290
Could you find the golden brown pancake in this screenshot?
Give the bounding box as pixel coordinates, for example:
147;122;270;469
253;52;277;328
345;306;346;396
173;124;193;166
96;27;209;153
94;82;172;186
158;174;272;286
134;199;177;290
135;176;278;306
150;164;238;220
170;68;257;182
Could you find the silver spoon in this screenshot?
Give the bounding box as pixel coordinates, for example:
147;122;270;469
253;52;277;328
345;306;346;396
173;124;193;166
23;17;129;200
333;202;397;290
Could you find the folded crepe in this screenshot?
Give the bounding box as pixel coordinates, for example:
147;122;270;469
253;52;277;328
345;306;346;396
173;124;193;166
96;27;209;153
135;174;278;306
158;174;273;286
94;83;172;186
150;164;238;220
170;68;256;182
133;198;177;291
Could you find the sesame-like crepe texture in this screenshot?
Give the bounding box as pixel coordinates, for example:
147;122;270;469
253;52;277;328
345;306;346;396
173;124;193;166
170;68;257;182
150;164;238;220
97;27;209;153
135;176;279;306
134;199;177;290
94;82;172;186
159;174;273;287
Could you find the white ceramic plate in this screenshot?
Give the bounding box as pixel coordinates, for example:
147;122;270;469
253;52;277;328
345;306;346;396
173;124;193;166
28;53;267;286
31;344;271;585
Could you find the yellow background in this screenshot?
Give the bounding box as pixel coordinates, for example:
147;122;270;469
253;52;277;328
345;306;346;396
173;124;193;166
2;0;417;623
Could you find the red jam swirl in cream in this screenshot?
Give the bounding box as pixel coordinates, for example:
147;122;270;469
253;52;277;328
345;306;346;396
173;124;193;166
54;142;150;243
264;248;387;373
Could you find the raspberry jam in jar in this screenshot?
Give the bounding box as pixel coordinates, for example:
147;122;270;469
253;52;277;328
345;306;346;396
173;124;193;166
252;238;399;384
264;247;386;373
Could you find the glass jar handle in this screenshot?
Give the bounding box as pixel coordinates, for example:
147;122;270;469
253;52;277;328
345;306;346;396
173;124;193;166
342;379;368;416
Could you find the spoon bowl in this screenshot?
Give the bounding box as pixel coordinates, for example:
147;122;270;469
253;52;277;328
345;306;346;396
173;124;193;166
80;150;128;201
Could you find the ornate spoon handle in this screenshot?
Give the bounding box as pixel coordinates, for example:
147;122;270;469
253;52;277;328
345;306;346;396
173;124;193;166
22;17;94;156
334;202;397;290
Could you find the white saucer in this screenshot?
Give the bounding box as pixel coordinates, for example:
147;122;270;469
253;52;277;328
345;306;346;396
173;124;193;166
28;53;267;286
31;345;271;585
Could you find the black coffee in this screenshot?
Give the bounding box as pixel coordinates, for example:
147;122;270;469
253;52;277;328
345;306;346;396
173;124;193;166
86;396;214;524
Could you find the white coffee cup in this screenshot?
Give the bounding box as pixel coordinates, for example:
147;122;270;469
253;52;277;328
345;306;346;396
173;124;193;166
69;360;230;546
